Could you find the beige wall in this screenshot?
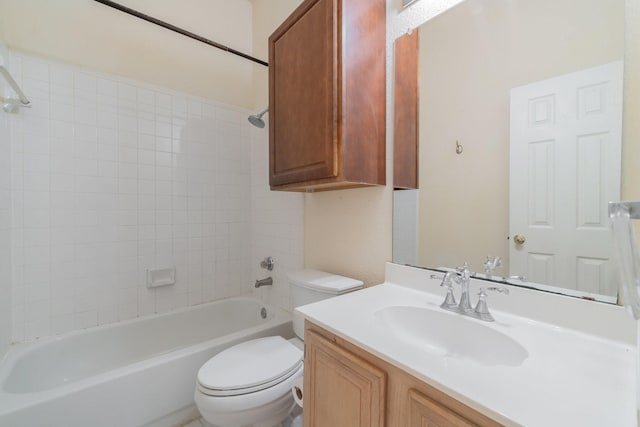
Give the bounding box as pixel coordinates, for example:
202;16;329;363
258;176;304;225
304;0;462;286
305;187;393;286
623;0;640;200
0;0;255;108
0;0;304;109
416;0;624;273
250;0;302;108
623;0;640;239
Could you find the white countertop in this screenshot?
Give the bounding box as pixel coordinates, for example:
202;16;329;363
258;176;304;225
296;264;637;427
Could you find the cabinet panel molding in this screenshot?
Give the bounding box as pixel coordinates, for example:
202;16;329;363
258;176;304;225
409;389;478;427
304;329;386;427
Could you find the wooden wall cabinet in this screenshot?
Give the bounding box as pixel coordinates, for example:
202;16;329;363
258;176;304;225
393;30;419;190
304;322;504;427
268;0;386;192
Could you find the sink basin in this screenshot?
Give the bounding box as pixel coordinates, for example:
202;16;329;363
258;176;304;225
374;306;528;366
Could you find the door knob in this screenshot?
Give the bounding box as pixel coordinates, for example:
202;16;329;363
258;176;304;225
513;234;526;245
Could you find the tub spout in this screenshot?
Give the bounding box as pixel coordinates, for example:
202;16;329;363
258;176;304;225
255;277;273;288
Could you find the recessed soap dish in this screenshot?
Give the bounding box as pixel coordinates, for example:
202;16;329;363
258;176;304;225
147;267;176;288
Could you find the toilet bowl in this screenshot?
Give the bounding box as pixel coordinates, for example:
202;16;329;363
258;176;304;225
195;336;303;427
194;270;363;427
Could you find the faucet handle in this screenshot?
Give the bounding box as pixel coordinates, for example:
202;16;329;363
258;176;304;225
439;271;455;287
455;262;471;281
455;262;469;273
439;272;458;310
483;256;502;277
473;286;509;322
484;255;501;265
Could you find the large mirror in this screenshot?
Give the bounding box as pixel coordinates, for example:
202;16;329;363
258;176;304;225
393;0;626;303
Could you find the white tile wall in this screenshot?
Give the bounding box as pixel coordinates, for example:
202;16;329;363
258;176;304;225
250;126;304;311
0;45;13;357
6;51;303;342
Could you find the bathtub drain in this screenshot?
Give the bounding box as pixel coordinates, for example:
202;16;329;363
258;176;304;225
260;307;267;319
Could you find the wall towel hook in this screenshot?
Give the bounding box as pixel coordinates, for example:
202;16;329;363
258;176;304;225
456;140;464;154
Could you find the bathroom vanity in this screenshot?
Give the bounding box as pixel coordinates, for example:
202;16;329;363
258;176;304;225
304;323;500;426
296;263;637;426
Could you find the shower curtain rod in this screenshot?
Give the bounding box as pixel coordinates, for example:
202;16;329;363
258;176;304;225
93;0;268;67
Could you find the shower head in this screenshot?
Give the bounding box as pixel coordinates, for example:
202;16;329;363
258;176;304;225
2;101;19;114
1;98;25;114
248;107;268;128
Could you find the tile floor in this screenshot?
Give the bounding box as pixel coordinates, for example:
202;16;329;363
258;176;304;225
180;408;302;427
181;418;214;427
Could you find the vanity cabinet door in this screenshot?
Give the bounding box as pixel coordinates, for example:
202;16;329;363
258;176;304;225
408;389;479;427
303;330;386;427
304;322;503;427
268;0;337;189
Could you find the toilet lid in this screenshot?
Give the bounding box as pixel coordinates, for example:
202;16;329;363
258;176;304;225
198;336;303;396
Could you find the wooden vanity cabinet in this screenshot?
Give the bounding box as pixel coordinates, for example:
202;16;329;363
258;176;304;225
304;322;503;427
408;389;480;427
304;329;386;427
268;0;386;192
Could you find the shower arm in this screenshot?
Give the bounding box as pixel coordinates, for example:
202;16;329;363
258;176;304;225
0;65;30;106
609;201;640;219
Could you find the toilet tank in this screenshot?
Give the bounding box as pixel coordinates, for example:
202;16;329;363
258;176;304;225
288;269;363;340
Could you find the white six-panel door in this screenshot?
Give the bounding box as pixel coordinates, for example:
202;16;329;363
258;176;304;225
509;61;623;296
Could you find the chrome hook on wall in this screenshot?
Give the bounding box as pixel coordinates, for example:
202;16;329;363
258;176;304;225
455;140;464;155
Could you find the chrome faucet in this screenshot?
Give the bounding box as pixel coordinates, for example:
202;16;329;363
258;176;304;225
255;277;273;288
454;263;473;314
439;271;458;310
439;264;473;314
438;264;509;322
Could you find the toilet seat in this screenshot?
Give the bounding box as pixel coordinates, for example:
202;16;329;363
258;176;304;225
197;336;303;397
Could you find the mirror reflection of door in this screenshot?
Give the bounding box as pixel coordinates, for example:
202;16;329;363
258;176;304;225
390;0;626;303
509;61;623;298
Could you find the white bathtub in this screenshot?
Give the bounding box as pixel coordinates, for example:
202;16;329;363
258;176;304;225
0;297;293;427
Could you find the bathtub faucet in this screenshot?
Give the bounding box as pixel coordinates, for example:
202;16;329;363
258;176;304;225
255;277;273;288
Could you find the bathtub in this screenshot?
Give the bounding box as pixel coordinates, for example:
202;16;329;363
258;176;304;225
0;297;293;427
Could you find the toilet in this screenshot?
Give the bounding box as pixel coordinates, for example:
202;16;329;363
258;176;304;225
194;269;363;427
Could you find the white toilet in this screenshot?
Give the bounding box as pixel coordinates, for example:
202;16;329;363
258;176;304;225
194;269;363;427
